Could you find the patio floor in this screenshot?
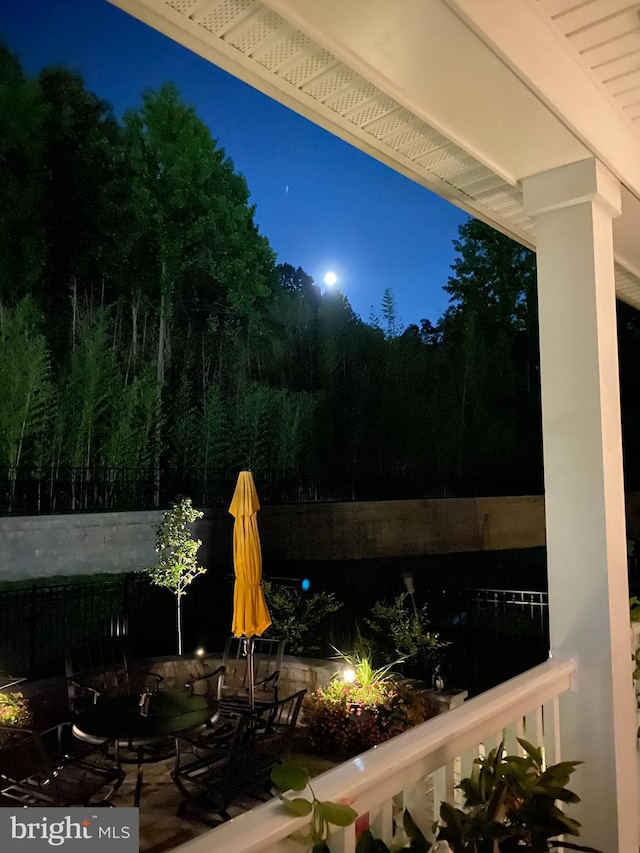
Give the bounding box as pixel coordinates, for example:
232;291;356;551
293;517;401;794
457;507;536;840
113;742;338;853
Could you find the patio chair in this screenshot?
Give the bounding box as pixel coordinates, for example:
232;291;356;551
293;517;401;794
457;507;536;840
0;725;125;807
172;688;306;825
184;664;225;703
65;636;163;716
218;636;286;713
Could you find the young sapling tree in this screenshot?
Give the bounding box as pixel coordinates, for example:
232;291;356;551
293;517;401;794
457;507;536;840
146;497;206;654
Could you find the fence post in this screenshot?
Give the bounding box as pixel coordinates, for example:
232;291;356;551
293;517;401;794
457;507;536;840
28;584;38;675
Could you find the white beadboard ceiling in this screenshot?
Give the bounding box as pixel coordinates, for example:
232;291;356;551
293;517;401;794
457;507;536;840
109;0;640;308
537;0;640;127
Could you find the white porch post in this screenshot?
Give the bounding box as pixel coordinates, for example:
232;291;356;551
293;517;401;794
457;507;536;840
523;157;638;852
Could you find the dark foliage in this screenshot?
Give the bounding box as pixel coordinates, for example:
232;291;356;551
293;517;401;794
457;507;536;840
2;46;639;510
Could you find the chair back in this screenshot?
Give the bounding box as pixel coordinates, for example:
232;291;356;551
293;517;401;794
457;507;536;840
65;636;162;715
65;638;131;713
0;725;124;806
0;727;45;785
171;689;307;822
221;636;285;699
252;688;306;759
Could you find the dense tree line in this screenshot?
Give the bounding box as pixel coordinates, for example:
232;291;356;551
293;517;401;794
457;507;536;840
2;44;640;508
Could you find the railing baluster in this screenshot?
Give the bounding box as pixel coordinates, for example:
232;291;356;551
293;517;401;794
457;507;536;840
403;777;433;840
423;773;436;838
369;798;394;844
444;758;456;804
328;823;355;853
504;720;519;753
552;695;562;763
542;698;560;765
459;746;475;784
432;764;446;827
524;706;545;756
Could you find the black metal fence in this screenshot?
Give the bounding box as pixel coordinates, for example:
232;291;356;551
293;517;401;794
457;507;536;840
0;570;237;681
0;571;550;695
0;468;157;515
0;465;541;516
424;588;549;697
0;575;161;679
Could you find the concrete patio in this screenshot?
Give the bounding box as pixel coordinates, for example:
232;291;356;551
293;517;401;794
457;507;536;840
111;737;337;853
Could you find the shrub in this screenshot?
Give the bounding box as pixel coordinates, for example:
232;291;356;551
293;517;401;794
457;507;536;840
434;739;600;853
0;692;31;745
263;581;343;656
303;679;413;758
366;592;450;681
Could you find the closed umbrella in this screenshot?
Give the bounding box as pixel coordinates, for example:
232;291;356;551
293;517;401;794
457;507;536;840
229;470;272;708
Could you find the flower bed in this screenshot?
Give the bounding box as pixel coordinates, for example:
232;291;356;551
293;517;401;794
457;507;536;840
302;677;437;759
0;692;31;745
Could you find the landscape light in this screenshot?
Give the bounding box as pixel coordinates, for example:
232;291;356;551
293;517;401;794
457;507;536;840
402;572;415;595
195;647;205;657
301;578;311;592
343;667;356;684
402;571;420;621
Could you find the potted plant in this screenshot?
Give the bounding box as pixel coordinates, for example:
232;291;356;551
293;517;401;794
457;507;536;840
356;738;601;852
273;737;601;853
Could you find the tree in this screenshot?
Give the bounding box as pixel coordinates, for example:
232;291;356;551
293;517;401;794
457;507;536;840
121;84;275;498
380;287;401;339
428;218;543;495
36;67;125;343
52;307;118;476
0;298;54;505
444;218;537;334
0;45;48;304
145;497;206;655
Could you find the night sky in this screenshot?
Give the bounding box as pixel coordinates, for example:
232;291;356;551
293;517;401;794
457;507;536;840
0;0;469;328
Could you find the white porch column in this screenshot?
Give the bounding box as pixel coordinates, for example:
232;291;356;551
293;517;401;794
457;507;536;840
523;157;638;852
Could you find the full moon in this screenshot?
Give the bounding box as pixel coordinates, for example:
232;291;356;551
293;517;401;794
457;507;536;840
323;271;338;286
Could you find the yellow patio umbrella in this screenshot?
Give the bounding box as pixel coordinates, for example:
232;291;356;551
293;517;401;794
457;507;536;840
229;470;272;707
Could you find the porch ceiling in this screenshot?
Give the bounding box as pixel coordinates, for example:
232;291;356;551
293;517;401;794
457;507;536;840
108;0;640;308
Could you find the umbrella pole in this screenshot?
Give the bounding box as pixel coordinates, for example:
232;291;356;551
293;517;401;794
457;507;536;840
246;636;255;710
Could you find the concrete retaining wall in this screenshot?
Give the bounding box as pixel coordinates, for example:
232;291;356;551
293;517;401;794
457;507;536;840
0;511;162;581
2;493;640;582
15;655;464;731
253;496;547;561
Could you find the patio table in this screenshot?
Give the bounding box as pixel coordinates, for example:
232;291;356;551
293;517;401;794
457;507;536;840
72;691;218;806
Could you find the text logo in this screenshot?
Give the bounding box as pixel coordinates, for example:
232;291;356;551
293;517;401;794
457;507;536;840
0;808;138;851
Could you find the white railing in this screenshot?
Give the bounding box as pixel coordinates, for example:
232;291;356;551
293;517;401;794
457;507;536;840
173;658;576;853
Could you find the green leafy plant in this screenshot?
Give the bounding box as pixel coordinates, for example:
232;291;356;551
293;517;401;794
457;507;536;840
433;739;601;853
356;810;434;852
145;497;206;655
330;641;404;689
0;692;32;745
366;593;450;682
271;763;357;853
263;581;343;656
303;645;436;758
630;596;640;622
357;741;600;853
